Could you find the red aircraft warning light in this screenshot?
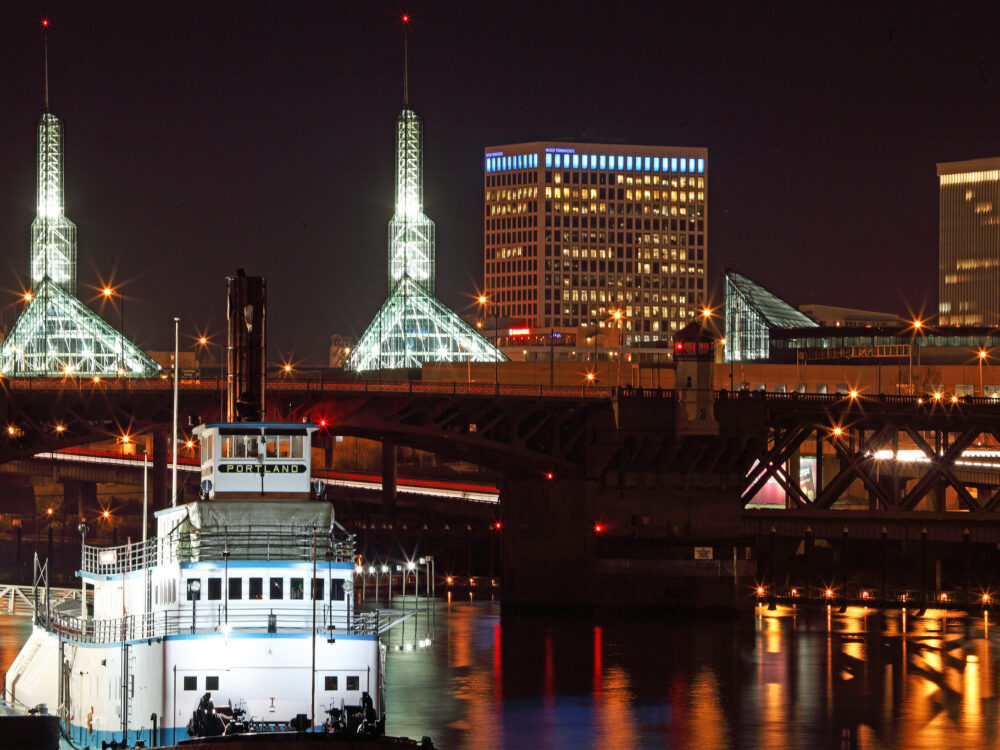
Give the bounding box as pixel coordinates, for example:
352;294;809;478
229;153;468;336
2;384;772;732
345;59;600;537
594;523;604;533
402;14;410;23
493;521;502;531
42;19;49;27
544;471;554;480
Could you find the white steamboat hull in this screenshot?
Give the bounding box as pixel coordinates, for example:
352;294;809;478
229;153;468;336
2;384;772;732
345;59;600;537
8;625;380;746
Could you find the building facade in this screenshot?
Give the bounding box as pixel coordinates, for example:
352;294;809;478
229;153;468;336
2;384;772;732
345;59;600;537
938;157;1000;326
484;142;707;345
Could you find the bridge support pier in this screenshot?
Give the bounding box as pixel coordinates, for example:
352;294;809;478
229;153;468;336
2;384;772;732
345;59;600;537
381;441;397;518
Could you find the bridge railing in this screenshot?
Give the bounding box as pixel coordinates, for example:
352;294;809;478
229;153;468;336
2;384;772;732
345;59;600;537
2;376;616;399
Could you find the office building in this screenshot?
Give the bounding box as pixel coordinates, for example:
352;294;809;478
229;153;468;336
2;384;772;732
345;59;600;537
938;157;1000;326
484;142;707;345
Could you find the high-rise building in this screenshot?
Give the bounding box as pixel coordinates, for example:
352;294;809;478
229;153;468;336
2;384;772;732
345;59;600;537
483;142;707;344
938;157;1000;326
0;25;159;377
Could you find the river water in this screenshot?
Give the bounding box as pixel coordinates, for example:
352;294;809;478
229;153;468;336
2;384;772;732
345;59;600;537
3;598;999;748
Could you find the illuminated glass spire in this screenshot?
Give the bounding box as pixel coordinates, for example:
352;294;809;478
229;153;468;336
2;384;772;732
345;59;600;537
0;22;160;377
388;109;435;293
347;19;504;372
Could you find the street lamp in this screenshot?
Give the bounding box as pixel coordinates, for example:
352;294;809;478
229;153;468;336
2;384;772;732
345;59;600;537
612;309;624;387
478;295;497;388
978;348;989;396
102;286;124;374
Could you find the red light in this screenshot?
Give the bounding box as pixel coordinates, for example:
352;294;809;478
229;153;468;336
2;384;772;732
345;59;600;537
402;14;410;22
594;523;603;533
42;19;49;27
494;521;502;530
318;418;327;427
545;472;554;480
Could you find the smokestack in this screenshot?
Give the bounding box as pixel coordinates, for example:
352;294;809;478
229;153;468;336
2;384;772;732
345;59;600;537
226;269;266;422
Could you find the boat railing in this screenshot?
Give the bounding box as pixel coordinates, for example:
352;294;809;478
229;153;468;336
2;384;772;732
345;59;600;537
47;604;379;644
82;527;355;575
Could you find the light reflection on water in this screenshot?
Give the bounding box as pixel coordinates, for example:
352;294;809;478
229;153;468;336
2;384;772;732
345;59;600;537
3;602;1000;748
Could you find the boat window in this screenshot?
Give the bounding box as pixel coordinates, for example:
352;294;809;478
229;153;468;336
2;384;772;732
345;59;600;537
229;578;243;600
265;437;278;457
278;436;291;458
206;676;219;691
290;577;304;600
330;580;345;601
202;438;212;463
222;437;233;457
249;578;263;600
312;578;324;600
346;676;360;691
289;435;303;458
270;577;284;599
207;578;222;601
325;676;338;691
184;676;197;691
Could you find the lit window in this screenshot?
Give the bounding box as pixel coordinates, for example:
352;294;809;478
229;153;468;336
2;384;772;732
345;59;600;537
599;155;607;170
697;158;705;173
589;154;597;168
545;153;552;168
572;154;580;169
680;158;687;172
617;156;625;170
626;156;633;171
653;157;660;171
671;158;678;172
554;154;561;168
644;157;651;171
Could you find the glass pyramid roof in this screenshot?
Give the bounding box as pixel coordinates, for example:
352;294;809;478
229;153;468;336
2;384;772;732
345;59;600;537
0;278;161;377
726;271;817;329
346;277;506;372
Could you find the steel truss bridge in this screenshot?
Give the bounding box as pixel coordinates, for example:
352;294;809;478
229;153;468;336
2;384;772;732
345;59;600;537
7;380;1000;523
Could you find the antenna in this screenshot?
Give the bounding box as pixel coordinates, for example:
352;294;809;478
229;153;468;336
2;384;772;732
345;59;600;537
42;18;50;111
402;14;410;106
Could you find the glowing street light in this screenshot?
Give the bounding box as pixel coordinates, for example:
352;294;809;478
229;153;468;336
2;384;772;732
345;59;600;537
978;348;989;396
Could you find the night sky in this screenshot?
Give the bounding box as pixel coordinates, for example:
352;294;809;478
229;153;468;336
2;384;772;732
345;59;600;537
1;2;999;363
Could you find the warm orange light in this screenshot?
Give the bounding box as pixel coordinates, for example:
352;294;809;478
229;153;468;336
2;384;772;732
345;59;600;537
951;395;959;404
832;426;843;437
186;439;194;449
825;588;834;598
586;372;595;381
199;336;208;346
54;424;65;432
6;426;15;435
912;319;923;330
701;306;713;319
102;510;110;519
23;291;33;303
283;364;292;373
121;434;131;444
102;287;113;297
613;309;622;320
933;392;943;401
756;586;764;595
46;508;53;516
92;375;101;383
478;295;488;305
848;389;859;399
979;349;989;360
